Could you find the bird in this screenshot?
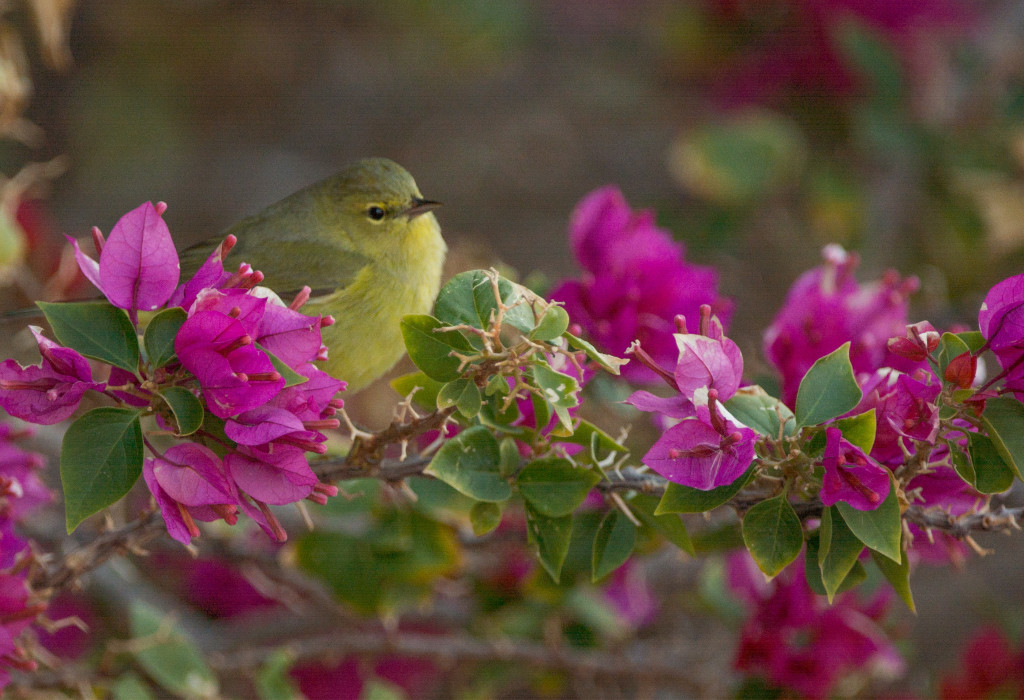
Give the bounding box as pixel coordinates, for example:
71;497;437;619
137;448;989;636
178;157;446;392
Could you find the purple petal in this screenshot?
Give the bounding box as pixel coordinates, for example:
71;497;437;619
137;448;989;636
674;334;743;400
225;406;305;445
65;235;102;293
643;419;754;490
193;289;266;338
0;360;99;425
99;202;180;312
142;458;195;545
170;243;231;310
257;303;322;367
624;390;693;419
29;327;93;382
151;444;232;506
226;447;316;505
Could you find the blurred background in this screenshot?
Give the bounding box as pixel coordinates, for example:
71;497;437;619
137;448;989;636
6;0;1024;694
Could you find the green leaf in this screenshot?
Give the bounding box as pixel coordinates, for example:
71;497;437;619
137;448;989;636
432;270;533;333
469;501;503;536
361;679;407;700
981;396;1024;481
436;377;482;419
478;392;522;431
742;495;804;578
400;314;474;382
532;362;579;434
565;331;628;375
795;342;861;427
819;506;866;602
256;343;307;388
516;457;600;517
655;467;753;514
950;444;975;486
130;602;218;699
61;407;144;533
631;493;694;555
37;300;139;372
967;430;1015;493
835;473;901;562
956;330;986;353
870;547;915;613
143;307;186;368
592;509;636;582
112;672;157;700
498;437;521;477
529;391;552;432
525;505;573;583
937;332;970;377
805;533;866;597
530;303;570;341
834;409;876;454
390;371;445;410
159;387;204;436
425;425;510;502
255;650;302;700
724;385;796;438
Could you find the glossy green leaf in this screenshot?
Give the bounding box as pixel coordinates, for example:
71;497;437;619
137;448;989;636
390;371;445;410
159;386;204;436
477;392;522;431
436;377;482;419
564;331;628;375
525;505;573;583
257;343;307;388
967;430;1015;493
950;444;975;486
742;495;804;578
400;314;474;382
655;467;753;514
795;342;861;427
870;548;915;613
631;493;694;555
805;533;866;597
592;509;636;582
835;474;901;562
425;425;509;502
61;407;144;533
130;601;218;699
819;506;866;602
516;457;600;517
469;501;503;536
834;409;876;454
724;385;796;438
530;303;570;341
143;307;186;368
981;396;1024;481
38;300;139;372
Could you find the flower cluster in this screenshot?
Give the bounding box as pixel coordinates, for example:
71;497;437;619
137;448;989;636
938;626;1024;699
549;186;731;383
627;306;756;490
979;272;1024;398
727;551;904;699
764;244;920;407
0;202;342;544
0;422;54;688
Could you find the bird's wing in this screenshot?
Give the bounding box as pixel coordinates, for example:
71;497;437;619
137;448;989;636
179;230;372;299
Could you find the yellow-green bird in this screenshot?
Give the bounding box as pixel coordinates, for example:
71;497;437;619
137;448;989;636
179;158;446;392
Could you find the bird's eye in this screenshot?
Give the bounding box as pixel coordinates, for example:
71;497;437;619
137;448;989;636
367;206;386;221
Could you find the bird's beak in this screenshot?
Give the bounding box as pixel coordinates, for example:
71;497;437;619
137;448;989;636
406;197;442;219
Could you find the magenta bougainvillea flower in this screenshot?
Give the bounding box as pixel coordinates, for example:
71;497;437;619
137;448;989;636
938;627;1024;699
820;427;891;510
764;244;919;407
0;327;103;425
550;186;731;383
629;307;755;490
728;551;904;699
852;369;940;467
175;309;285;418
978;272;1024;397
